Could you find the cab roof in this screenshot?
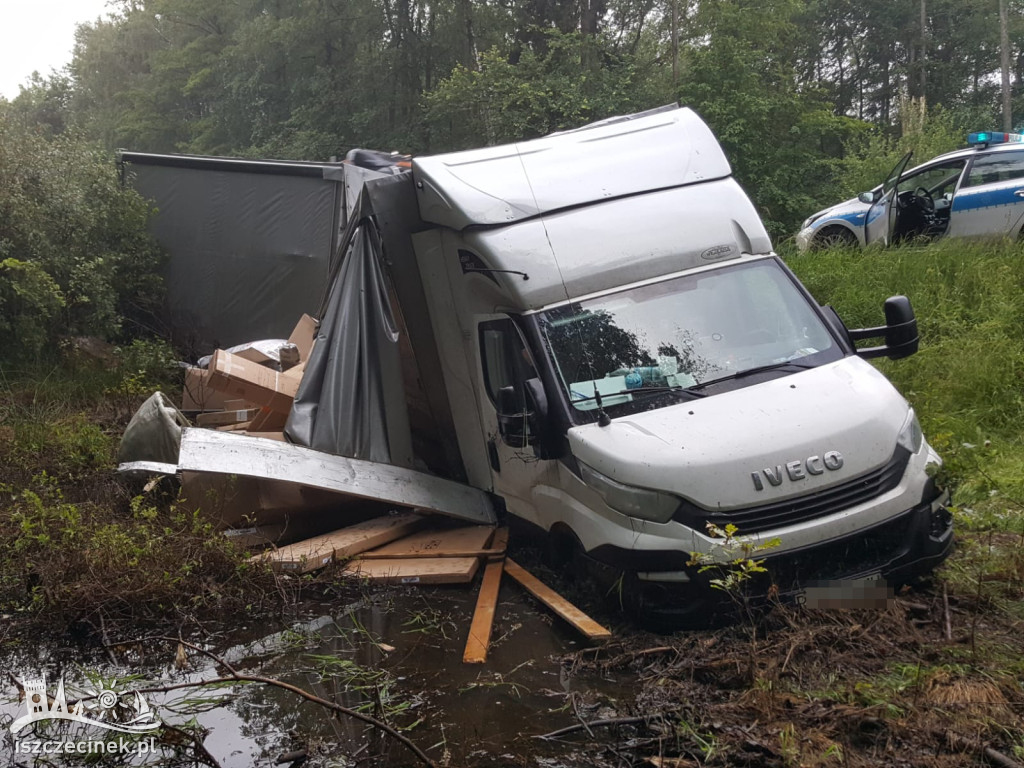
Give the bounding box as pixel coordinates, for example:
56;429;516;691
411;105;732;231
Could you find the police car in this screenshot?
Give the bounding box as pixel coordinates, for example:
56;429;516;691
796;132;1024;250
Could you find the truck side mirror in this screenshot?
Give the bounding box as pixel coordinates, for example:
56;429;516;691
496;385;534;448
848;295;919;360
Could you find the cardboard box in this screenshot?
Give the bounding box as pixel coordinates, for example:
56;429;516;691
182;367;253;412
207;349;300;413
197;408;261;427
288;314;318;362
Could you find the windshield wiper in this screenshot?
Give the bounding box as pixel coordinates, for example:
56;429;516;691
689;360;816;390
571;385;707;404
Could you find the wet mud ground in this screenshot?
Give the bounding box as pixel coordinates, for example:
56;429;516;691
2;561;1023;768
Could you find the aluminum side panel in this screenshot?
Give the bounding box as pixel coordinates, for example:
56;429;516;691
177;429;496;524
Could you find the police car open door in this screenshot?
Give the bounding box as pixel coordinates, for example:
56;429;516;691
865;152;913;246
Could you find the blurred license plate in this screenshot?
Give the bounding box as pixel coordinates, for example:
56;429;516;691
796;573;892;610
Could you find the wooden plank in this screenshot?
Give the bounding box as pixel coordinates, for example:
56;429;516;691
503;558;612;642
177;429;497;525
251;512;425;574
207;350;299;413
362;526;496;557
356;547;505;560
463;528;509;664
344;557;482;584
344;526;495;585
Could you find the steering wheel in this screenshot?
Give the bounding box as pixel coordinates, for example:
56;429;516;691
914;186;935;213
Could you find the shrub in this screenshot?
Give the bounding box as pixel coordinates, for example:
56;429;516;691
0;108;165;359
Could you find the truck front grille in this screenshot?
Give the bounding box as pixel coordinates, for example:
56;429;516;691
674;446;912;535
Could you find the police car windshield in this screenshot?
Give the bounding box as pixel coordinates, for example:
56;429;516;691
539;259;841;413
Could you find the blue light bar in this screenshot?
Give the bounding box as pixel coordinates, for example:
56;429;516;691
968;131;1024;146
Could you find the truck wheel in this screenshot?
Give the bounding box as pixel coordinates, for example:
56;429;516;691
813;226;858;250
544;524;588;583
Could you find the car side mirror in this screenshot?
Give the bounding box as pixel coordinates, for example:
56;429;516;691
848;296;919;360
858;190;881;204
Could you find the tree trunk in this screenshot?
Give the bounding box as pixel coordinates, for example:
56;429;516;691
1001;0;1012;131
919;0;926;99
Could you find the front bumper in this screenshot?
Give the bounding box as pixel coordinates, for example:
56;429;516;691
795;226;816;251
586;485;954;626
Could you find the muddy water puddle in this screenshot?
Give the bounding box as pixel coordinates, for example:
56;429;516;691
1;586;636;767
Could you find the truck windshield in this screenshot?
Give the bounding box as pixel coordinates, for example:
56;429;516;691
538;259;841;413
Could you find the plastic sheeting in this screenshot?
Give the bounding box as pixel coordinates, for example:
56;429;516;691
285;193;414;468
117;391;190;465
126;161;343;350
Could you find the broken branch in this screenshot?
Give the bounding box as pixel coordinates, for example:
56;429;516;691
153;637;435;768
538;713;673;741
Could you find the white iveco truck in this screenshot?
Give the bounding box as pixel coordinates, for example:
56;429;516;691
163;105;952;624
388;105;952;621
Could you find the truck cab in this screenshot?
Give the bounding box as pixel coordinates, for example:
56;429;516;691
406;106;953;622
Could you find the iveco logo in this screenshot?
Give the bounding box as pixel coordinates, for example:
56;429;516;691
700;244;735;261
751;451;844;491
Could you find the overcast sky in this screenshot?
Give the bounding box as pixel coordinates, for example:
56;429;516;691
0;0;114;100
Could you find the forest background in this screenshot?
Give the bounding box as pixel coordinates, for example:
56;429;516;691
2;8;1024;760
6;0;1022;235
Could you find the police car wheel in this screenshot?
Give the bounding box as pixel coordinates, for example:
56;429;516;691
813;226;858;249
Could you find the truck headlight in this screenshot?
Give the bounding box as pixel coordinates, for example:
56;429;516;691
897;409;924;454
579;462;680;523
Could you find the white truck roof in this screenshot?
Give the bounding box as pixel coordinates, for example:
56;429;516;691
412;106;733;230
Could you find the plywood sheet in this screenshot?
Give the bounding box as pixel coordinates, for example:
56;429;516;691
253;512;424;574
344;525;495;584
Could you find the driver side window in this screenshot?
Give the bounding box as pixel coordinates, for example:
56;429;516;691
479;318;535;413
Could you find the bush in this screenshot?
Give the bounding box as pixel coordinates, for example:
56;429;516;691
0;258;65;359
0;108;165;359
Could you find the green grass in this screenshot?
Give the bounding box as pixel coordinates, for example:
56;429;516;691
784;239;1024;513
0;348;279;633
785;239;1024;621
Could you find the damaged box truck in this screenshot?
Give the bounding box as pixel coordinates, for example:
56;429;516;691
171;105;954;624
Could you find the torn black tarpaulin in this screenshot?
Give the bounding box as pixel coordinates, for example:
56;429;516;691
285;191;413;467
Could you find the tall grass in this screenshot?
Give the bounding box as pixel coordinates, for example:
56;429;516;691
784;239;1024;507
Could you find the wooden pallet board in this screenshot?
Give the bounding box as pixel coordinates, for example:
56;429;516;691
463;528;509;664
252;512;424;574
504;558;612;641
344;525;495;585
